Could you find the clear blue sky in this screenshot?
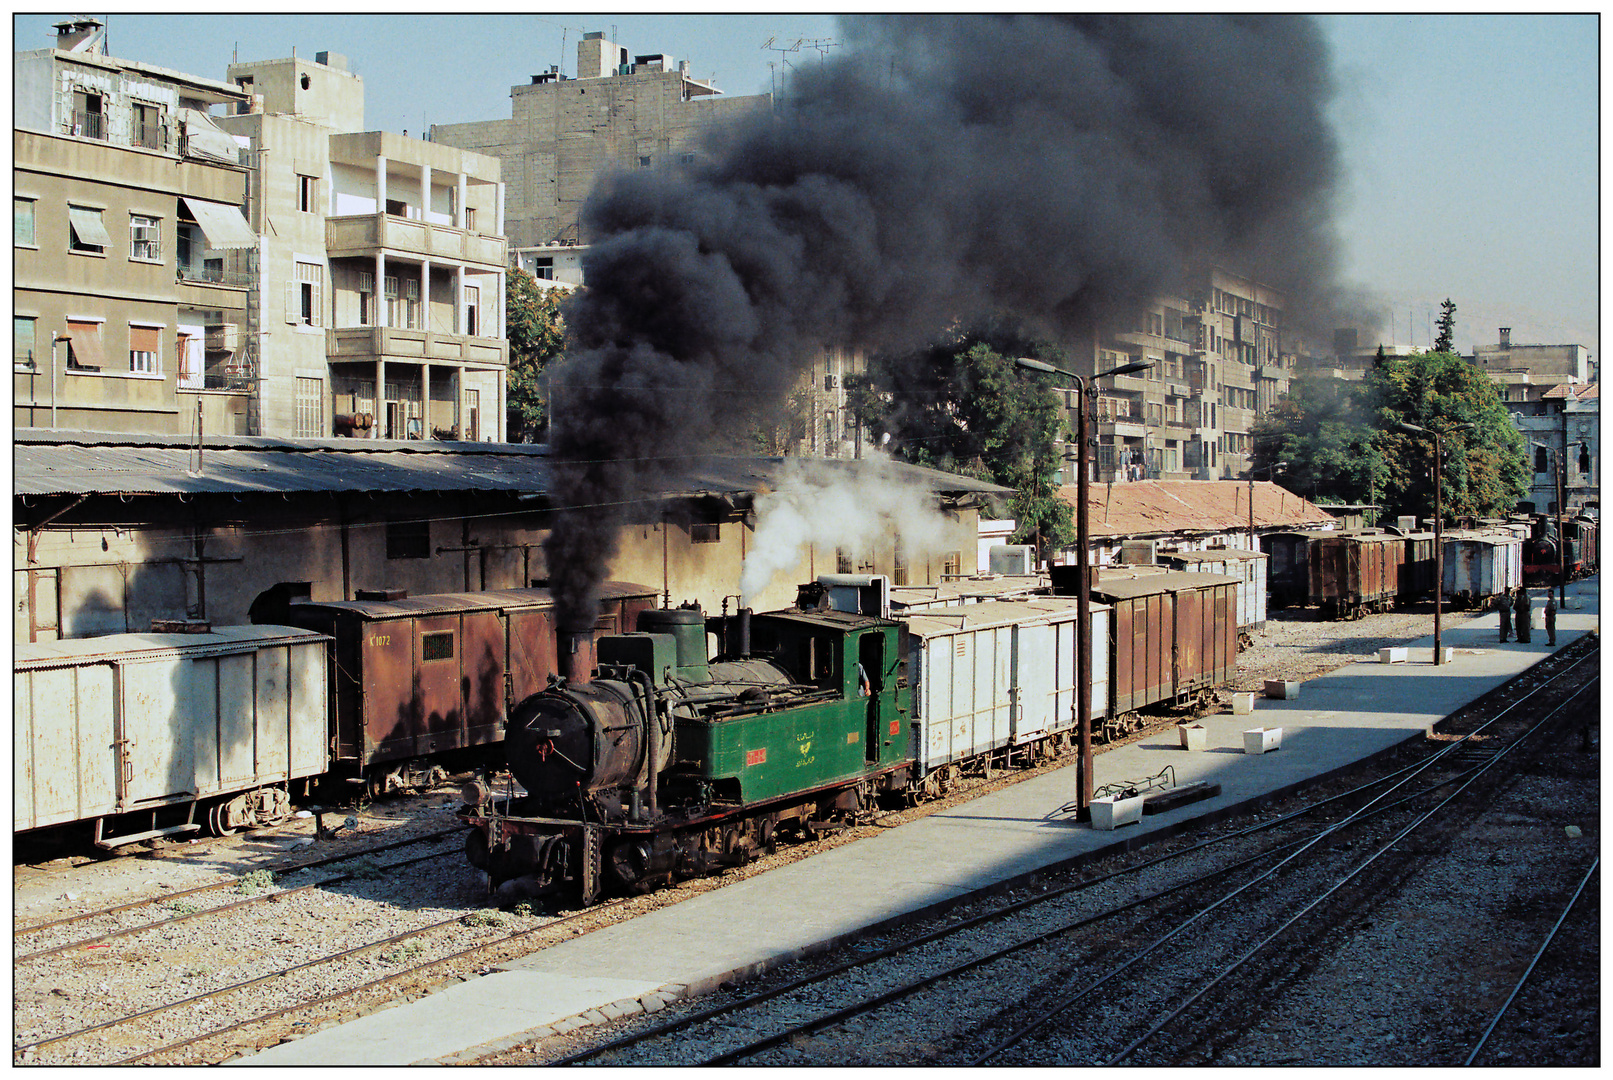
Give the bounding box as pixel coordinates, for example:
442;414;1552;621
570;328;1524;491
14;13;1598;362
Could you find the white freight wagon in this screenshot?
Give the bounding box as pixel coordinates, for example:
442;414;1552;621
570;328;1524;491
1442;531;1524;605
15;625;330;847
1158;548;1269;630
903;597;1110;777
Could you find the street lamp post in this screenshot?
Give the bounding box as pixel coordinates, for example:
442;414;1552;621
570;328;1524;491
1245;461;1288;552
1531;441;1567;607
1398;421;1473;665
1017;355;1153;818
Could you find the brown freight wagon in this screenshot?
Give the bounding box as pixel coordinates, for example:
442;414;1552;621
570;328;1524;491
1088;570;1239;737
280;583;658;795
1307;533;1406;619
1399;531;1440;600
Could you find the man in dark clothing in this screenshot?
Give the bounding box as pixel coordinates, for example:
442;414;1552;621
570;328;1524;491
1514;588;1532;644
1544;593;1558;646
1496;589;1512;642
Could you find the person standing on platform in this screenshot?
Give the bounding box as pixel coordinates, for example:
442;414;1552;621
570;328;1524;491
1544;592;1557;646
1514;587;1532;644
1496;589;1512;642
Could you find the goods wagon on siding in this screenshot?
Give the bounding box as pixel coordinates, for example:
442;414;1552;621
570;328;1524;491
279;584;658;796
15;625;330;846
1442;531;1524;608
1086;569;1239;738
1399;531;1440;600
1260;530;1335;609
1307;532;1407;619
903;597;1109;789
1158;548;1268;638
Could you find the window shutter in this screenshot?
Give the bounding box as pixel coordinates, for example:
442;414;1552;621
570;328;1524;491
129;325;161;353
359;271;373;293
285;281;298;323
384;275;398;299
404;279;420;301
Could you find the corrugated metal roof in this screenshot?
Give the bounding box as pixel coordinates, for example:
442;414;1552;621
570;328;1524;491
904;596;1107;639
15;624;327;668
1060;480;1336;539
13;430;1011;501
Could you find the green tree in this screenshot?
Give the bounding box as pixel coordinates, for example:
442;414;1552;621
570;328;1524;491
505;270;571;443
1252;375;1386;508
1366;349;1526;522
849;327;1074;559
1433;298;1457;354
1256;349;1525;525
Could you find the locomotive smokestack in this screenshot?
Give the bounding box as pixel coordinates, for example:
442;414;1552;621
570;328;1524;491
739;607;752;659
559;630;597;685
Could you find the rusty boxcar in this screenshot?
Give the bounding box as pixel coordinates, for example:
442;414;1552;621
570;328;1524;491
279;583;657;795
1260;529;1334;609
1307;532;1407;619
1089;569;1239;734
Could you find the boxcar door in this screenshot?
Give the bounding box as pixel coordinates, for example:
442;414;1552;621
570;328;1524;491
460;610;507;747
413;614;464;755
1174;587;1201;694
1012;620;1057;743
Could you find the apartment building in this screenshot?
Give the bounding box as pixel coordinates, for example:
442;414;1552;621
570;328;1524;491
430;31;770;248
218;51;509;440
1061;268;1292;485
1470;327;1596;405
13;17;257;435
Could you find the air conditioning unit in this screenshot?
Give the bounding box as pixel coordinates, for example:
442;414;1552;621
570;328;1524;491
824;374;838;391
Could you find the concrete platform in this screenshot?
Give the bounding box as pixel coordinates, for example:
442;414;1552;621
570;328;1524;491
240;578;1599;1065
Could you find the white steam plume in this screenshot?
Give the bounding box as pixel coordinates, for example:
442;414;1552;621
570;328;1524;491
740;452;959;605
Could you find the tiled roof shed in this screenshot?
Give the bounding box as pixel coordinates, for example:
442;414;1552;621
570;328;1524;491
1057;480;1338;540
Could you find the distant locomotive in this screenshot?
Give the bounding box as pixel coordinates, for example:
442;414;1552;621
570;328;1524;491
1523;514;1599;585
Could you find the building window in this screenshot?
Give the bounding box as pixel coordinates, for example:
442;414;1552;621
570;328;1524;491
530;257;554;281
290;262;323;326
68;205;109;254
638;155;652;168
128;324;161;374
130;215;161;261
15;316;37;369
681;152;697;166
71;88;105;139
690;523;721;544
463;284;479;336
296;376;323;438
836;548;854;574
131;102;164;150
1535;446;1549;473
297;174;318;213
386;519;431;559
65;319;105;371
464;388;481;440
15;198;35;246
358;271;374;325
464;207;476;231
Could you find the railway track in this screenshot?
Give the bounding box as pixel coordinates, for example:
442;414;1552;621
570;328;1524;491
504;640;1597;1067
14;826;467;956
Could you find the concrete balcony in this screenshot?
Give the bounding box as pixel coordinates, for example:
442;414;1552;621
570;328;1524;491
327;326;508;369
325;213;505;270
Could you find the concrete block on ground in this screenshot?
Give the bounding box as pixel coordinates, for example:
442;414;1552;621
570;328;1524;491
1232;692;1257;715
1379;647;1408;664
1243;727;1283;755
1435;647;1454;663
1178;723;1208;751
1265;679;1300;699
1090;793;1145;831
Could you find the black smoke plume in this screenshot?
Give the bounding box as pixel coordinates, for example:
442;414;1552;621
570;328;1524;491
544;14;1341;629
